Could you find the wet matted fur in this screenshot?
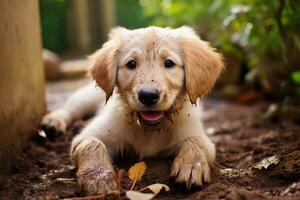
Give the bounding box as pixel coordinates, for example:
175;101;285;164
41;26;224;195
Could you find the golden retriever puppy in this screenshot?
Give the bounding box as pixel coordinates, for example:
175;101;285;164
41;26;224;195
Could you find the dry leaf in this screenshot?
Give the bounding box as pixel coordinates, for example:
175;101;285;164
253;155;280;170
219;168;253;178
236;91;264;104
126;191;154;200
53;178;76;185
128;162;147;182
146;183;170;195
126;184;170;200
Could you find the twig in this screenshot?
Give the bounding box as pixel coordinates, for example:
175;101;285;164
213;161;229;169
64;191;120;200
137;186;151;193
64;193;106;200
130;180;137;190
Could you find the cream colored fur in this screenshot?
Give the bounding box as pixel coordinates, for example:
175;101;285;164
41;26;224;195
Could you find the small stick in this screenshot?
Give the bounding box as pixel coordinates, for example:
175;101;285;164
130;180;137;190
65;191;120;200
65;194;106;200
213;161;228;169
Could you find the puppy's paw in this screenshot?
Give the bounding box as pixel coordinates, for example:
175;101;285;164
41;110;69;138
170;148;211;189
76;166;118;195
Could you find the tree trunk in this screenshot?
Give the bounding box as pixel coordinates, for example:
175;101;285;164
0;0;45;175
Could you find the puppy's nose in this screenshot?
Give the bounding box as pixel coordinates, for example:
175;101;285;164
138;87;160;106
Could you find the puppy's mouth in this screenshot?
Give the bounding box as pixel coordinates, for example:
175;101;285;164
138;111;165;125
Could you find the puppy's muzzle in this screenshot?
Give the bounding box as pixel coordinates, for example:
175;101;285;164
138;87;160;106
137;87;165;126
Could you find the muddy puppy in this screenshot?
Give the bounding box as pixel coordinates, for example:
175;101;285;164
41;26;224;195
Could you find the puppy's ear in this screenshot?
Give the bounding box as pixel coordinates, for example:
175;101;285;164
90;27;125;101
177;26;224;104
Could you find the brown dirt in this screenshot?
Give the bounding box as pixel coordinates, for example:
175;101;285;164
0;79;299;200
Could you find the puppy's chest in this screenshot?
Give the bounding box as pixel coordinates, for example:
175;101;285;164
127;128;176;159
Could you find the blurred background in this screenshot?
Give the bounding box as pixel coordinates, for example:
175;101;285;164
40;0;300;121
1;1;300;198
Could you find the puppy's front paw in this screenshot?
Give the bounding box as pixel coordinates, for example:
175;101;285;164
41;111;68;138
77;166;118;195
170;148;211;189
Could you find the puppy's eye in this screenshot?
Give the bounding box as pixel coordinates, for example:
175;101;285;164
126;60;137;69
164;59;175;68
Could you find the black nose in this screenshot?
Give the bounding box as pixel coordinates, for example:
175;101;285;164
138;87;160;106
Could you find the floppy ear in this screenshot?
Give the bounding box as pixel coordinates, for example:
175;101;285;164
177;26;224;104
90;27;124;101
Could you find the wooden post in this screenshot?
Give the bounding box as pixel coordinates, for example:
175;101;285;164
97;0;117;44
0;0;45;174
67;0;93;52
66;0;116;53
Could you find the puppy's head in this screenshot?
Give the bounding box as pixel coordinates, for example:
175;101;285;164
91;26;223;127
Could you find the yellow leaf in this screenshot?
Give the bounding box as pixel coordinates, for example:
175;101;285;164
128;162;147;182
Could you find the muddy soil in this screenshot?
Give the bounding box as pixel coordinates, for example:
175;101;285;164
0;79;299;200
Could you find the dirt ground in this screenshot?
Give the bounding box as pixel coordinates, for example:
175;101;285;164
0;78;299;200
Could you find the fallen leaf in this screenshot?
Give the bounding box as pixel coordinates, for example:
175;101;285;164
253;155;280;170
126;184;169;200
146;183;170;195
128;162;147;182
236;91;264;104
219;168;253;178
126;191;154;200
53;178;76;185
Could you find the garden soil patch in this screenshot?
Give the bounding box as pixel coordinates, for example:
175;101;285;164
0;79;299;200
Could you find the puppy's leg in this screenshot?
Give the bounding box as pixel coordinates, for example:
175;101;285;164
41;83;105;135
170;135;215;189
71;135;118;195
70;112;123;195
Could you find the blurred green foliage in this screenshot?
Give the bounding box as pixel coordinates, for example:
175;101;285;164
139;0;299;64
116;0;153;29
40;0;67;53
39;0;299;107
292;71;300;85
116;0;300;119
118;0;300;104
